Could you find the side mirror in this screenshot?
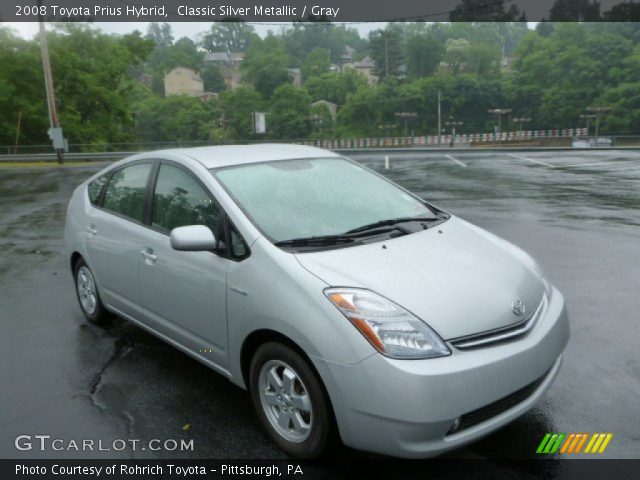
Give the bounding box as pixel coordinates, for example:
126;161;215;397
170;225;217;252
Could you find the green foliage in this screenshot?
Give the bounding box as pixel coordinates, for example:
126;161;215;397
4;21;640;147
304;69;367;104
368;26;404;79
200;21;258;52
405;30;445;79
135;95;215;143
283;23;365;65
219;86;263;139
47;23;153;145
301;48;331;82
268;84;312;139
241;35;291;98
201;64;226;93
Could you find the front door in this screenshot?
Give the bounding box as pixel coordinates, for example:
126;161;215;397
138;162;230;371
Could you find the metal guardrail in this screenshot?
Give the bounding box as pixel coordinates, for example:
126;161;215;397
0;152;136;163
2;145;640;164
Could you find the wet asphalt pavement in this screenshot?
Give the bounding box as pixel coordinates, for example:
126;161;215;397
0;150;638;462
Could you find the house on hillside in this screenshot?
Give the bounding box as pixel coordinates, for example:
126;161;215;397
164;67;204;97
340;45;357;64
204;51;245;90
344;55;378;85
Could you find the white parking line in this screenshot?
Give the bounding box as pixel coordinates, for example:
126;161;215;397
560;160;623;168
506;153;555;168
446;154;467;167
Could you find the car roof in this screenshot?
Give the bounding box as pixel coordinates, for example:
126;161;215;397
160;143;341;169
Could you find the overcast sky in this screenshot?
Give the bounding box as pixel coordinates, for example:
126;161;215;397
4;22;388;43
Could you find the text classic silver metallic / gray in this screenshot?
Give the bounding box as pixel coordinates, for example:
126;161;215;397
65;144;569;459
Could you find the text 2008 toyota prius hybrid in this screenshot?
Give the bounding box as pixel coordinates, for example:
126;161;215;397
65;144;569;459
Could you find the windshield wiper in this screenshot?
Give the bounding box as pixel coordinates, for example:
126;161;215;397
345;216;442;234
274;235;357;248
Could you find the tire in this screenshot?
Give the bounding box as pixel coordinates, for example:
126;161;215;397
249;342;335;459
73;258;108;325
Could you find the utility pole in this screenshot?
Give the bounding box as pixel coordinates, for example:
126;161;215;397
437;91;442;146
38;1;64;163
384;32;389;78
586;106;612;137
14;112;22;155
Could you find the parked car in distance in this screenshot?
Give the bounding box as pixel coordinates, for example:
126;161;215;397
65;144;569;459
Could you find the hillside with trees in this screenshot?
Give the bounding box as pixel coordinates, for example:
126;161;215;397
2;21;640;148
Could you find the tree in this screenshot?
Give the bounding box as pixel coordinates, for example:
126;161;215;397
0;27;48;146
145;23;173;48
46;23;154;145
283;22;366;66
549;0;601;20
200;21;257;52
301;48;331;82
269;84;312;139
201;64;226;93
450;0;522;21
241;35;291;98
219;86;263;139
369;26;404;79
304;69;367;104
135;95;215;142
441;38;471;75
405;30;445;79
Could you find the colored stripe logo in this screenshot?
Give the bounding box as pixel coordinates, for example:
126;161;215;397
537;433;613;454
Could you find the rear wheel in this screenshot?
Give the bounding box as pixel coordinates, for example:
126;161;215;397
249;342;334;458
74;258;108;324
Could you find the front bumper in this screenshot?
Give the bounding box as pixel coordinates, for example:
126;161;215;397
312;286;569;458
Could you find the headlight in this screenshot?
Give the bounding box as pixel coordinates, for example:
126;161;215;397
324;288;450;359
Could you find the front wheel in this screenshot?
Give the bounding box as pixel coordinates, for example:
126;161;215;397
249;342;335;458
74;258;108;325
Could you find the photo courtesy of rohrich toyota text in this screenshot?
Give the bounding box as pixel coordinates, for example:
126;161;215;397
0;0;638;479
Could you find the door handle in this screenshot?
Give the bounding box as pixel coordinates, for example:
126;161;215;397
141;248;158;264
86;224;97;235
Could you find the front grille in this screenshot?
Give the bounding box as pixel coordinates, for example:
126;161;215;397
450;295;547;350
447;369;550;435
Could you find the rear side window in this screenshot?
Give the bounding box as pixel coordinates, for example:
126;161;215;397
103;163;152;222
87;174;108;205
152;163;221;234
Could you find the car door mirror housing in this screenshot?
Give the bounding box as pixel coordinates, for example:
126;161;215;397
170;225;218;251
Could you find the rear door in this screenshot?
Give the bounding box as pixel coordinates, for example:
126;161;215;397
83;161;154;318
137;162;230;370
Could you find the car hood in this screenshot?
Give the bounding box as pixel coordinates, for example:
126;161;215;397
294;216;545;340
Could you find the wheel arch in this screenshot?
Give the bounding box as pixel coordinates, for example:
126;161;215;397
239;328;340;445
70;251;83;274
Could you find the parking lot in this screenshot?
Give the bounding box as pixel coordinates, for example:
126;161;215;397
0;149;638;464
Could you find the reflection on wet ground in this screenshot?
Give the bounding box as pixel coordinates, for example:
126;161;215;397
0;151;638;465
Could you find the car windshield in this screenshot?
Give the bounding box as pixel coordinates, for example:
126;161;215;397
212;157;437;244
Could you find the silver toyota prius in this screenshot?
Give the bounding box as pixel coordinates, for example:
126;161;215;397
65;144;569;459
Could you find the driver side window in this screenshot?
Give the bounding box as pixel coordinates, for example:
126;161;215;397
152;164;221;235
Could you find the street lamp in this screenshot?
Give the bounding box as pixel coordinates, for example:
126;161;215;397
394;112;418;138
512;116;531;131
445;119;463;147
488;108;512;142
579;114;596;136
585;106;612;137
